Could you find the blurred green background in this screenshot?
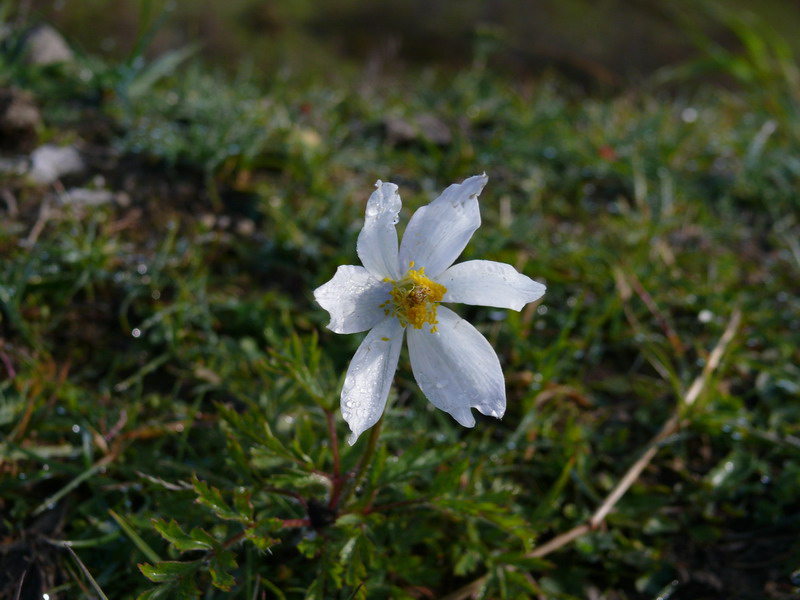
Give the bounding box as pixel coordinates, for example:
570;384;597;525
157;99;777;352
24;0;800;86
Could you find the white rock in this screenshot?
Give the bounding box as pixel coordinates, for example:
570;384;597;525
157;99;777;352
29;145;85;185
23;25;74;65
60;188;116;206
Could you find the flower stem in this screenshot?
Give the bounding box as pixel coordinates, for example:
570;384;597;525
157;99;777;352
325;409;341;479
337;414;384;509
326;408;345;509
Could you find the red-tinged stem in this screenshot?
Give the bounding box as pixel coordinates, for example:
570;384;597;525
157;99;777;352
326;409;348;510
280;519;311;529
326;409;341;478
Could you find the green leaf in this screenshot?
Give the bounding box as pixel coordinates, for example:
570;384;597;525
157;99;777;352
192;474;240;520
152;519;213;552
340;535;370;590
190;527;219;549
127;44;200;99
233;487;254;521
244;519;282;551
138;560;200;583
430;458;470;496
109;509;162;563
136;573;201;600
209;549;238;591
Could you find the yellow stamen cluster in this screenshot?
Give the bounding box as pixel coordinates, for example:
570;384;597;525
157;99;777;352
382;262;447;332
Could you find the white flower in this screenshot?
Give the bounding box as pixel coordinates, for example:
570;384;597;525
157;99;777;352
314;174;546;444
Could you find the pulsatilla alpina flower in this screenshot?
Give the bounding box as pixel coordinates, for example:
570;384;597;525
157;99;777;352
314;174;546;444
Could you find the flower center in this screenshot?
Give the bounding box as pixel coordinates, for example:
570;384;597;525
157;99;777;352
382;262;447;332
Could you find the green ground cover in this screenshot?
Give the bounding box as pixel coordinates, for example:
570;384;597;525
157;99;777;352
1;8;800;599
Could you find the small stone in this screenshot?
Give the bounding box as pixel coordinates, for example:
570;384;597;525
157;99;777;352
235;218;256;236
384;114;451;146
415;114;452;145
22;25;74;66
59;188;115;206
384;116;417;144
29;144;86;185
0;88;41;152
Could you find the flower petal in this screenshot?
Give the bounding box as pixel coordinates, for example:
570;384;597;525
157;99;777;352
342;318;405;445
438;260;546;310
406;306;505;428
313;265;391;334
357;181;402;280
398;174;487;278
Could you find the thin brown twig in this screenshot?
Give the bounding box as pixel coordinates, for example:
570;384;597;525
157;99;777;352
442;308;742;600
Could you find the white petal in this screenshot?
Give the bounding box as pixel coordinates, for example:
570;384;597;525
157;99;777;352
438;260;546;310
398;174;487;278
357;181;402;280
406;306;505;428
342;318;405;445
314;265;391;334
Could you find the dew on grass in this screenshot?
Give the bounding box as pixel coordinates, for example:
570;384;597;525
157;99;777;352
698;309;714;323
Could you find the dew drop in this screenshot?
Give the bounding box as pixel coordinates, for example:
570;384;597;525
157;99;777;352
698;309;714;323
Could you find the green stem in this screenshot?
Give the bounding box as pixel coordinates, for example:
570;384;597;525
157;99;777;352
337;415;384;508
